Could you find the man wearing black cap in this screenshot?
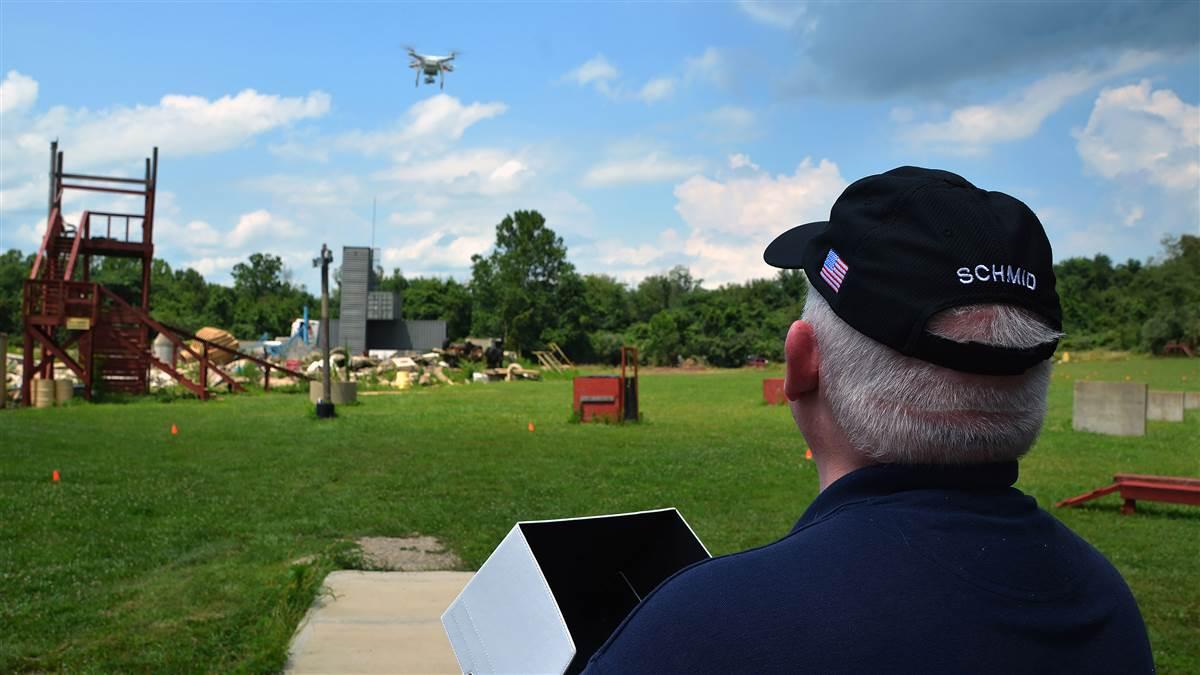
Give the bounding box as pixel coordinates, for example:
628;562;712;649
583;167;1153;674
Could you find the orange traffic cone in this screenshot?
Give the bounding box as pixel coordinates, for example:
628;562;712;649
528;422;535;432
52;470;60;482
804;448;813;461
170;424;178;436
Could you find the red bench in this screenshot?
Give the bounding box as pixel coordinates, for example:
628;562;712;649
1056;474;1200;515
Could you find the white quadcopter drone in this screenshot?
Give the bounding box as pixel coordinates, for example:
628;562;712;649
407;47;458;90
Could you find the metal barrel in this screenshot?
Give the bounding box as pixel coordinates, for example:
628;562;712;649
55;380;73;404
34;379;55;408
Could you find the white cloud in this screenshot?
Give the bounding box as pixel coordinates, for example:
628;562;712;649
337;94;507;157
174;219;223;248
571;227;696;283
382;230;492;270
388;210;437;226
589;240;665;267
0;77;332;224
14;218;51;247
183;255;243;277
902;51;1160;155
675;158;844;239
565;55;619;87
672;158;848;283
1075;80;1200;191
702;105;758;141
637;77;676;103
1118;202;1145;227
151;211;224;253
227;209;296;248
728;153;760;171
583;153;705;186
0;70;38;114
375;149;532;195
268;139;329;162
242;174;362;207
13;89;330;171
157;208;298;264
738;0;813;30
0;180;43;213
564;55;678;104
371;189;594;278
685;48;727;85
889;106;915;124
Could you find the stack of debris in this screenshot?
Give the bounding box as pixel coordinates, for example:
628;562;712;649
178;327;240;365
301;350;459;389
477;362;541;382
3;353;82;405
5;353;23;404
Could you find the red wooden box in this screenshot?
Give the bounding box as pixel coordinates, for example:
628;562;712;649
574;376;622;423
763;378;786;405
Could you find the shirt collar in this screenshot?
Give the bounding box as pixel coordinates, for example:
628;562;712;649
794;461;1020;531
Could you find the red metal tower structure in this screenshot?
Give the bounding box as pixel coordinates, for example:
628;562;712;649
22;141;159;402
21;142;307;404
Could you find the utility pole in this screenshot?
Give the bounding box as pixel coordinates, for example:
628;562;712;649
313;244;335;418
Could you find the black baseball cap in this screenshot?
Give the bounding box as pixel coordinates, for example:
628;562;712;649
764;166;1062;376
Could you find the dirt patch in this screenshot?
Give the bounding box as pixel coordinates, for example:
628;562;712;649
356;536;462;571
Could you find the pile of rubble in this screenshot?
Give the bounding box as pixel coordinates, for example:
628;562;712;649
148;358;305;391
3;336;543;404
4;353;24;404
3;353;83;405
302;350;540;389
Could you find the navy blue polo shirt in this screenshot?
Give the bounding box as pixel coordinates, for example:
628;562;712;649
583;462;1153;674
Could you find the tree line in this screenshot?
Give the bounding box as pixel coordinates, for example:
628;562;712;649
1;211;1196;365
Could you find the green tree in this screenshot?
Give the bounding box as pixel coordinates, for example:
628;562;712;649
228;253;314;338
634;310;688;366
581;274;633;332
375;268;409;294
0;249;34;339
469;210;583;355
231;253;288;298
379;269;474;340
632;265;701;322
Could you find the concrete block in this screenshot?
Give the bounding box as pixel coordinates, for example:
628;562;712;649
309;381;357;404
287;570;472;674
1147;390;1185;422
1185;391;1200;410
1073;381;1147;436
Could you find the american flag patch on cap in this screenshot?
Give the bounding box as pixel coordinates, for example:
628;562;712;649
820;249;848;292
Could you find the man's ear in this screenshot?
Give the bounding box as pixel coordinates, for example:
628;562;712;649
784;320;819;401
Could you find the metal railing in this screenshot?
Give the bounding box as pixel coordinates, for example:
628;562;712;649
23;280;98;323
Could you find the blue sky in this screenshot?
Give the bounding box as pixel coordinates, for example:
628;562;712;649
1;1;1197;292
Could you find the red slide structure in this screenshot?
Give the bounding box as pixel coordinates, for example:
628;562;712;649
1056;474;1200;515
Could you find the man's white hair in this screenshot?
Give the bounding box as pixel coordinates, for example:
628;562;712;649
802;279;1062;464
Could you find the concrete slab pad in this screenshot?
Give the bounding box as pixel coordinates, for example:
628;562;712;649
1147;390;1186;422
287;570;472;674
1073;381;1147;436
1185;391;1200;410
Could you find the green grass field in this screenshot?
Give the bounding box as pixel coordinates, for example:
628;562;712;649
2;357;1198;673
